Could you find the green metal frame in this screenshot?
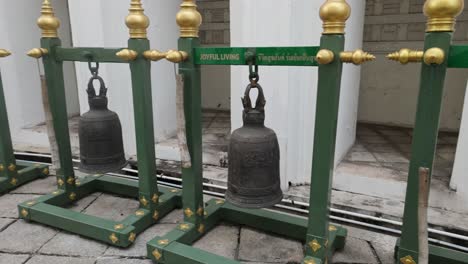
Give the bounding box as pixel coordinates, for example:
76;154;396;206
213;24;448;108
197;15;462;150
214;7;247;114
0;58;49;194
147;21;349;264
17;38;181;247
395;31;468;264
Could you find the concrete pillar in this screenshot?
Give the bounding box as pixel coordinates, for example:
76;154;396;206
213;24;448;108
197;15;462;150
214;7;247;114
451;82;468;199
68;0;179;157
230;0;366;186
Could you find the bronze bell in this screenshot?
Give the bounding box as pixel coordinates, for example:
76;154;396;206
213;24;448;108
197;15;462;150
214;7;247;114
78;75;127;174
226;83;283;208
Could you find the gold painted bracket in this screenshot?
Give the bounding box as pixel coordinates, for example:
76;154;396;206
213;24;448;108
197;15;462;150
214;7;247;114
387;47;445;65
143;49;188;63
340;49;376;65
0;49;11;58
116;49;138;61
27;48;49;59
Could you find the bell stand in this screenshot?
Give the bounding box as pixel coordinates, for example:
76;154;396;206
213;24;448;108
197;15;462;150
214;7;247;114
146;1;375;263
386;1;468;264
17;0;185;247
0;50;49;194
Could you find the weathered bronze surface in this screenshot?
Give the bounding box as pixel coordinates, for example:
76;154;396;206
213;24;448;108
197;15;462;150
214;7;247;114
226;83;283;209
79;75;126;174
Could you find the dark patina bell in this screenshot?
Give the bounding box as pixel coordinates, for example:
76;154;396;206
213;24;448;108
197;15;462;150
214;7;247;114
78;75;127;174
226;83;283;208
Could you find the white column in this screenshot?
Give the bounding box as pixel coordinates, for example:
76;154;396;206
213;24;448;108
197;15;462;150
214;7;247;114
68;0;179;157
230;0;365;187
451;81;468;199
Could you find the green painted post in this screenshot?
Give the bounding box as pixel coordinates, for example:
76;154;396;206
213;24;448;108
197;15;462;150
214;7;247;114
395;1;464;263
127;38;159;214
0;51;17;182
177;1;205;229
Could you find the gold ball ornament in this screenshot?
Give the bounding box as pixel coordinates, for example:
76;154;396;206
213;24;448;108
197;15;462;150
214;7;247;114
176;0;202;38
319;0;351;34
424;0;464;32
126;0;150;39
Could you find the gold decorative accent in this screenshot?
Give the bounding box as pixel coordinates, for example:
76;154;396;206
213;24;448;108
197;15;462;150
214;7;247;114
423;47;445;65
27;48;49;59
37;0;60;38
69;192;77;201
8;164;16;172
128;232;136;243
0;164;4;171
26;201;37;206
304;259;316;264
166;50;189;63
152;249;162;260
424;0;464;32
157;239;169;246
126;0;150;39
184;208;194;218
67;177;75;185
153;211;159;221
196;206;204;216
109;233;119;244
340;49;376;65
140;196;149;207
309;239;322;252
52;190;60;195
143;50;168;62
319;0;351;34
0;49;11;58
151;194;159;204
386;48;424;64
329;225;337;232
42;168;49;175
179;223;191;231
400;255;416;264
10;178;17;186
114;224;125;230
176;0;202;38
75;180;81;186
197;224;205;234
315;49;335;65
135;210;145;216
57;178;64;186
21;208;29;218
215;199;224;205
170;189;179;193
116;49;138;61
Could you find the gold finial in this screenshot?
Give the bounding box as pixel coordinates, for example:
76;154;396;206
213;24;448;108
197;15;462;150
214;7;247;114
0;49;11;58
315;49;335;65
176;0;202;38
424;0;464;32
116;49;138;61
340;49;376;65
319;0;351;34
126;0;150;39
386;48;424;64
37;0;60;38
423;47;445;65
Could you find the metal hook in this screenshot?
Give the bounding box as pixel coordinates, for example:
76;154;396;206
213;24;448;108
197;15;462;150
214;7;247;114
88;61;99;77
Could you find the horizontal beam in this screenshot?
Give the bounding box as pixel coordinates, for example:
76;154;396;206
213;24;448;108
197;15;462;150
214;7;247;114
448;45;468;68
194;46;320;66
56;47;126;63
397;240;468;264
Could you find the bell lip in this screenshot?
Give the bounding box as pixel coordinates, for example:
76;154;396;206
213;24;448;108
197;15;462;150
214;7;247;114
225;191;283;209
78;160;128;175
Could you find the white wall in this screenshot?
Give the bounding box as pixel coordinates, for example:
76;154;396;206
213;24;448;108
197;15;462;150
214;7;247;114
0;0;78;136
451;81;468;200
68;0;179;157
231;0;365;186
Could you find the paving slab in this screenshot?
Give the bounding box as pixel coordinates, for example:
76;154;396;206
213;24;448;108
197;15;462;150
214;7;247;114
238;227;304;263
95;258;153;264
39;231;108;257
345;151;378;162
0;194;40;218
10;176;57;195
104;223;176;257
372;241;395;264
158;209;183;224
25;255;95;264
80;193;139;221
373;152;409;163
194;223;240;259
0;253;30;264
0;220;58;253
0;218;15;231
67;192;102;212
332;237;379;263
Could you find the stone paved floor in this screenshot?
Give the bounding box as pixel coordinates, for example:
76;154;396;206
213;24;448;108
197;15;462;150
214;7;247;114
0;175;397;264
